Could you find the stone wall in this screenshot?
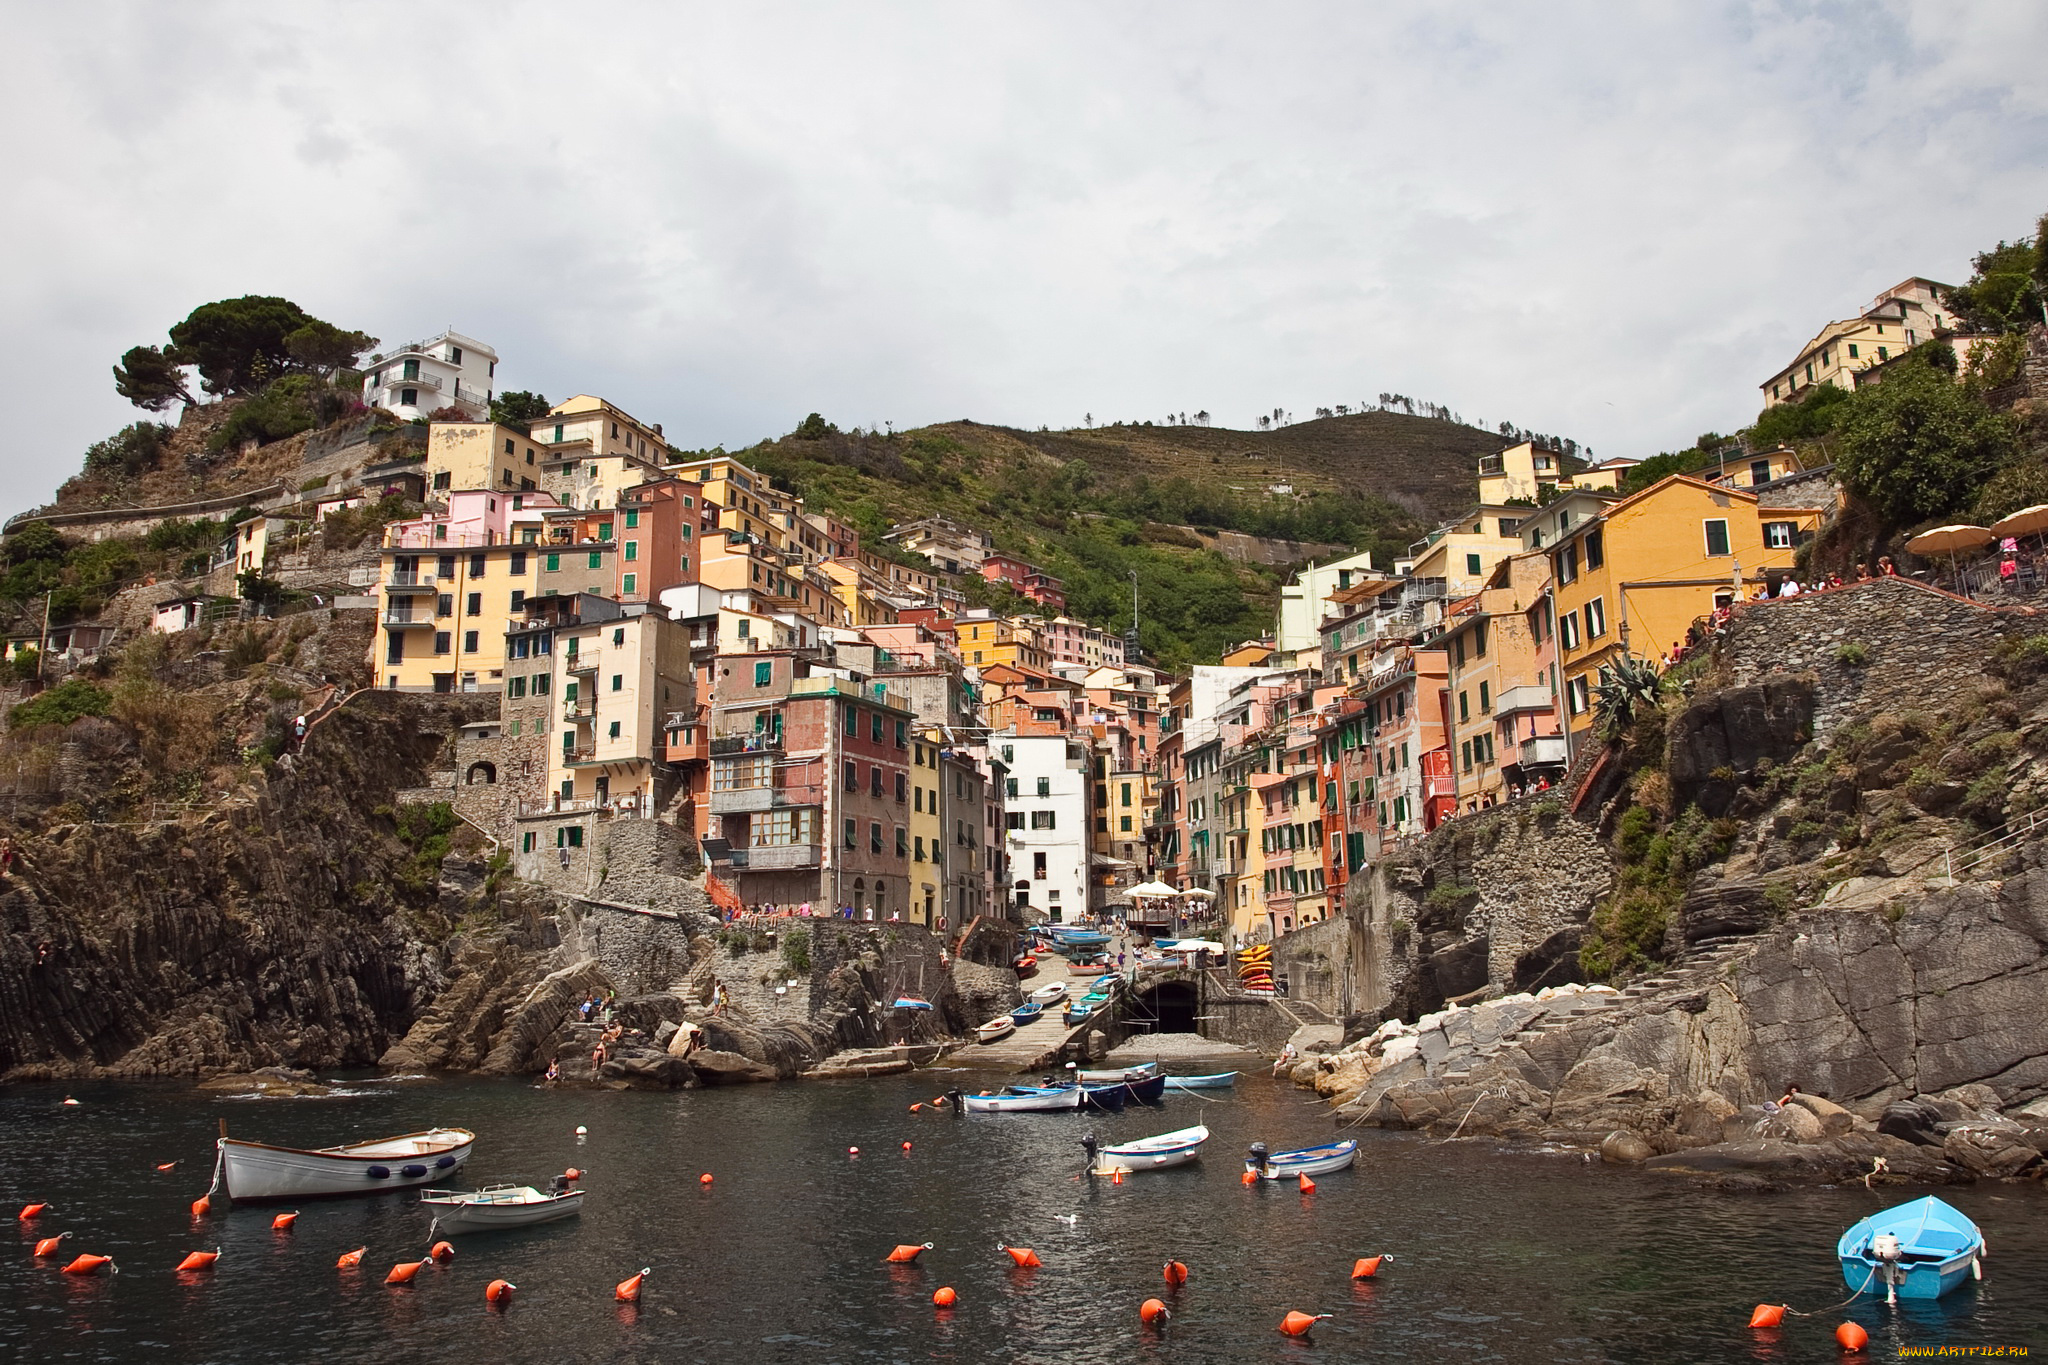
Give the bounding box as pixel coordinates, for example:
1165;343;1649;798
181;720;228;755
706;920;963;1043
1719;577;2039;742
564;903;698;997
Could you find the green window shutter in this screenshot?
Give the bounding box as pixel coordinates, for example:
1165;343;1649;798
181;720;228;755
588;551;602;569
545;553;559;572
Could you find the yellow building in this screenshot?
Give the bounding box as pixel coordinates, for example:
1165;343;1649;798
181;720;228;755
1548;476;1820;738
1405;507;1526;597
425;421;548;497
820;558;896;627
666;454;792;550
542;607;696;815
956;614;1045;672
907;731;946;927
1438;551;1560;806
376;490;561;692
535;395;672;510
1760;277;1955;408
1689;445;1806;490
1477;441;1623;504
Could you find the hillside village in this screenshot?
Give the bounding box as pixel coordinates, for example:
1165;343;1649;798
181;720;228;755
3;232;2046;1071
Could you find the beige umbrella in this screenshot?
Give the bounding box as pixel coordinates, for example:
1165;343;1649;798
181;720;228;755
1904;524;1995;596
1990;506;2048;540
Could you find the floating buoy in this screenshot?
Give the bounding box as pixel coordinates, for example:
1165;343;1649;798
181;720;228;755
271;1212;298;1232
1279;1312;1330;1337
1351;1255;1390;1279
909;1103;923;1113
1140;1297;1170;1325
429;1241;455;1263
18;1203;48;1221
1298;1174;1316;1194
1748;1304;1786;1328
336;1247;365;1269
575;1126;588;1136
62;1097;80;1107
902;1141;913;1152
62;1254;114;1276
1241;1170;1257;1186
848;1147;860;1157
885;1243;932;1264
190;1194;211;1218
932;1286;957;1308
385;1258;429;1286
1163;1260;1189;1287
486;1279;515;1304
1111;1169;1124;1186
155;1162;178;1172
33;1233;71;1258
1000;1245;1041;1268
175;1250;220;1273
615;1267;651;1302
1836;1322;1869;1351
564;1168;582;1181
699;1173;714;1186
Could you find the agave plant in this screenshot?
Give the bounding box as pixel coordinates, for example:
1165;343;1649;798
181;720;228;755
1592;653;1664;740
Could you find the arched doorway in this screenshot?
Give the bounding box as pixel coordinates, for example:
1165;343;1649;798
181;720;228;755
1127;979;1199;1034
465;761;498;785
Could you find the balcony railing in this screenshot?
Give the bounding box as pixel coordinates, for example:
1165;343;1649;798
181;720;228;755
726;844;823;870
380;372;443;394
1494;684;1557;718
711;734;781;757
384;573;439;591
1519;735;1569;766
565;649;599;672
380;613;437;628
564;701;596;722
1424;774;1456;799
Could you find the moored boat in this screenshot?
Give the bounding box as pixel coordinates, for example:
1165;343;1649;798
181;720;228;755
1030;982;1069;1005
215;1127;475;1202
1838;1196;1985;1302
959;1086;1084;1114
420;1182;583;1234
975;1016;1017;1044
1085;1124;1209;1174
1245;1139;1358;1179
1076;1062;1161;1084
1165;1071;1239;1091
1011;1001;1044;1026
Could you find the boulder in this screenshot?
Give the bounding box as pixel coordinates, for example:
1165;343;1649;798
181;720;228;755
1942;1126;2042;1179
1678;876;1779;944
687;1050;778;1085
1759;1103;1826;1144
1878;1099;1945;1146
1600;1130;1655;1164
1788;1093;1856;1137
598;1045;698;1091
197;1066;327;1097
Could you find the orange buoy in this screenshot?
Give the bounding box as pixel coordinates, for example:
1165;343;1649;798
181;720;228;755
1748;1304;1786;1328
932;1286;957;1308
386;1258;430;1285
1001;1245;1042;1268
1111;1169;1124;1186
1298;1173;1316;1194
190;1194;211;1218
909;1103;923;1112
1140;1297;1171;1325
336;1247;366;1269
18;1203;49;1220
564;1168;582;1181
615;1267;651;1302
62;1254;114;1276
902;1142;913;1152
155;1162;178;1172
34;1233;71;1258
486;1278;516;1304
885;1242;933;1263
1163;1260;1189;1287
699;1173;714;1186
271;1212;298;1232
429;1241;455;1263
1351;1255;1389;1279
848;1147;860;1157
175;1250;220;1272
1279;1312;1331;1337
1241;1169;1257;1186
1836;1321;1869;1351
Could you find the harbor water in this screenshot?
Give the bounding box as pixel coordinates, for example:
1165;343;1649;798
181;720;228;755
3;1065;2044;1363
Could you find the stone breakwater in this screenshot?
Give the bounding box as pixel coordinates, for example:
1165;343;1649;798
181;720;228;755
1301;856;2048;1185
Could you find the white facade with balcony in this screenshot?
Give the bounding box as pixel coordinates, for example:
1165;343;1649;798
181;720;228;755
362;330;498;422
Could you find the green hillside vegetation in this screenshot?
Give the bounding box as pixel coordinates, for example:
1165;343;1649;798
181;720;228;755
726;413;1501;670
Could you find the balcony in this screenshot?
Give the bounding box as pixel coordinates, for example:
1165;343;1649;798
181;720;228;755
727;844;823;870
380;612;438;629
384;573;439;592
383;372;443;394
564;700;596;723
1424;774;1456;800
1519;735;1569;766
560;746;598;766
565;649;599;673
1494;684;1557;719
711;734;782;757
710;782;824;815
666;728;709;764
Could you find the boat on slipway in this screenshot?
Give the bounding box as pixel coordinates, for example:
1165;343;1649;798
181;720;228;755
975;1016;1017;1044
214;1127;476;1201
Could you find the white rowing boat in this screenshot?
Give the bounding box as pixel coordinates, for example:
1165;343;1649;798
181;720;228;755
1075;1062;1160;1084
1029;982;1069;1005
961;1087;1084;1114
1086;1123;1209;1174
975;1016;1017;1044
215;1127;475;1201
1245;1139;1358;1179
420;1183;584;1233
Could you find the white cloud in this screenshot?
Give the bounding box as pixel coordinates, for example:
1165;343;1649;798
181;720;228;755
1;0;2042;514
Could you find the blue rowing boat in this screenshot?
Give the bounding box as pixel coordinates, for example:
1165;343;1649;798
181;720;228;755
1164;1071;1238;1091
1010;1001;1044;1026
1838;1196;1985;1302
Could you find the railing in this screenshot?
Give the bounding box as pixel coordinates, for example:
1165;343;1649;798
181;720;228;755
1494;684;1555;717
565;649;599;671
564;702;596;722
561;746;597;764
384;573;439;590
380;612;437;628
1938;806;2048;881
453;381;491;406
1424;774;1456;799
384;528;502;549
514;796;653;818
376;372;443;394
727;844;823;870
709;783;827;814
1519;735;1568;765
710;734;781;756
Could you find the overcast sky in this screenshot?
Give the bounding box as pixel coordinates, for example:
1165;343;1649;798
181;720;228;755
2;2;2043;518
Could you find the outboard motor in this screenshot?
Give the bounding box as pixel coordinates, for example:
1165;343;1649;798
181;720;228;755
548;1174;571;1196
946;1089;964;1116
1871;1232;1904;1304
1248;1142;1270;1176
1081;1132;1100;1173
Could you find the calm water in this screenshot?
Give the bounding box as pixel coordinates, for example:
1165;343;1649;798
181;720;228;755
3;1063;2044;1364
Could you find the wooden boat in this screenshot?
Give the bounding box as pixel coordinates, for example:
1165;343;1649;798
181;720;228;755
1029;982;1069;1005
1838;1196;1985;1302
975;1016;1017;1044
1010;1001;1044;1026
1245;1139;1358;1179
1067;958;1110;976
1063;1000;1094;1026
1086;1124;1209;1174
1165;1071;1239;1091
1103;1073;1167;1104
1076;1062;1161;1084
961;1086;1084;1114
420;1183;584;1234
215;1128;475;1202
1007;1081;1130;1113
1014;957;1039;980
892;997;933;1011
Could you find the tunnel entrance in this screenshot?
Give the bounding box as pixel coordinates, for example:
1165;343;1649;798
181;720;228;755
1127;979;1199;1034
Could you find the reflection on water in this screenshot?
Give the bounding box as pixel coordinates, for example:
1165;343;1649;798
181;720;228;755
2;1067;2044;1363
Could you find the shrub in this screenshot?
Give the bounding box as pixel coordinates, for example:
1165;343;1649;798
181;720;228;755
82;422;172;479
1835;642;1869;667
781;932;813;975
11;680;113;729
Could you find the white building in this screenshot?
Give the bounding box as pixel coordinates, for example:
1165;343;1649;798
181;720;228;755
1276;550;1381;660
997;732;1091;923
362;330;498;422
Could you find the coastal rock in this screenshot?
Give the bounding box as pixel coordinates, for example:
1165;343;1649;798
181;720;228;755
1600;1130;1654;1164
599;1046;698;1091
1942;1126;2041;1179
1759;1103;1825;1144
1788;1092;1856;1136
197;1066;327;1097
687;1049;778;1085
1878;1100;1946;1146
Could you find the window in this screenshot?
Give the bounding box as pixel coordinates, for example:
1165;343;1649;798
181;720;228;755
469;553;485;576
621;574;636;595
1584;528;1603;570
608;721;620;739
625;509;639;529
1036;776;1050;797
1458;690;1469;722
436;593;453;617
1031;810;1056;829
1567;675;1591;715
545;553;559;572
1479;680;1491;712
1704;519;1731;557
467;591;482;616
896;827;908;857
1750;460;1772;486
522;832;535;853
611;674;622;692
402;388;418;407
871;768;884;797
510;551;527;575
588;551;602;570
1554;542;1579;586
434;631;451;655
1465;552;1481;577
1584;597;1606;639
871;714;884;743
754;661;772;686
1006;811;1024;830
844;761;859;792
844;819;857;848
915;837;926;862
1848;343;1859;359
463;630;479;653
624;541;638;562
895;773;908;802
1559;610;1581;651
1764;521;1794;549
895;720;907;748
870;822;883;853
1120;815;1132;832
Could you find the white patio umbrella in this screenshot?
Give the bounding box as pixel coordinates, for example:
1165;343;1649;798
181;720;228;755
1178;887;1217;899
1989;505;2048;540
1904;524;1995;594
1128;880;1179;897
